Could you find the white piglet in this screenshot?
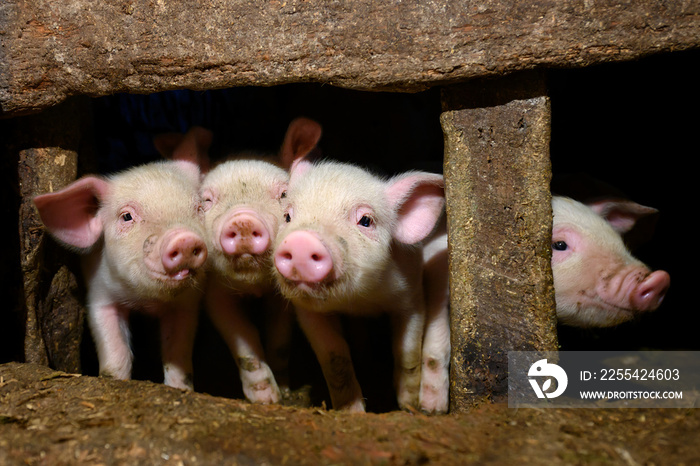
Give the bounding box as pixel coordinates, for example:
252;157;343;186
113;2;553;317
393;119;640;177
199;118;322;404
33;149;208;389
420;195;672;403
273;147;445;413
552;195;670;327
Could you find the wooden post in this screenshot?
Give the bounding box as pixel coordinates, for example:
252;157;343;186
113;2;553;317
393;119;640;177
441;72;558;412
15;98;91;373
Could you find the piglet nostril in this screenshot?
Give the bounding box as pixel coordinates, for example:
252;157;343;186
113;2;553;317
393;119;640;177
274;231;333;283
162;231;208;275
220;213;270;256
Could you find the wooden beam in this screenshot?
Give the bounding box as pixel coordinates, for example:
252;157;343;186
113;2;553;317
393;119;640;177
441;72;558;411
2;0;699;116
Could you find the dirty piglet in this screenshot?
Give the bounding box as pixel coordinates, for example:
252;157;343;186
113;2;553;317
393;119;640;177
273;147;445;413
33;143;208;389
551;195;670;327
199;118;321;404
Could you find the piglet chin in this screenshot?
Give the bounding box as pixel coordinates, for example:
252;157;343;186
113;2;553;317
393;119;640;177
279;279;332;304
149;268;196;286
561;295;636;328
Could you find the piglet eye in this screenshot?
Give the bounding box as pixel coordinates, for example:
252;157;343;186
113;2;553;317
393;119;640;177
358;215;373;228
552;241;568;251
280;191;287;199
121;212;133;222
284;212;291;223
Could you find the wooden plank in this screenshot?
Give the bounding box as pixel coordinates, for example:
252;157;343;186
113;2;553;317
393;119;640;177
441;72;558;411
2;0;699;116
16;98;89;373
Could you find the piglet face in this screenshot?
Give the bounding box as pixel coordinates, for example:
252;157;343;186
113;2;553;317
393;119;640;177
100;161;208;300
200;159;288;287
274;161;444;311
274;163;391;308
551;196;670;327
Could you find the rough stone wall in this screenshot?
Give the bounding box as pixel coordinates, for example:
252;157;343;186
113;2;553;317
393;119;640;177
2;0;699;116
442;72;558;410
12;98;93;373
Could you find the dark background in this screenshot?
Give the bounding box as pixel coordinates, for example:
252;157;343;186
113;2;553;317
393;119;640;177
1;48;696;410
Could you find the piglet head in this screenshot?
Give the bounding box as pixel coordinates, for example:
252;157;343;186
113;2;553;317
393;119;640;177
198;118;320;288
200;160;288;287
103;161;208;299
551;196;670;327
274;160;444;309
35;161;208;301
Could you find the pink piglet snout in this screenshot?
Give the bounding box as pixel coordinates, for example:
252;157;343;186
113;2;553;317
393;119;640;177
274;231;334;283
161;229;208;279
220;211;271;256
632;269;671;312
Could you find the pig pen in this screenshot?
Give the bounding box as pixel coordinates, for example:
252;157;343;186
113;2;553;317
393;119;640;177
2;1;699;464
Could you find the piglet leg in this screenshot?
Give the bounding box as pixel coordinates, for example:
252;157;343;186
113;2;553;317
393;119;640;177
207;280;281;404
391;310;425;411
159;297;199;390
420;238;450;414
296;309;365;413
263;295;294;393
88;300;133;381
420;297;450;413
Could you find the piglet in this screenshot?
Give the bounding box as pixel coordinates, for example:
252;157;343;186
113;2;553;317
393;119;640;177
199;118;321;404
416;193;670;412
273;150;445;413
552;195;670;327
33;144;208;389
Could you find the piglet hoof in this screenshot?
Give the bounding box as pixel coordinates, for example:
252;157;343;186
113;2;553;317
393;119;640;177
239;360;282;404
335;398;366;413
163;366;194;391
419;386;449;414
165;379;194;391
98;371;119;380
243;380;282;405
395;379;421;413
98;363;131;381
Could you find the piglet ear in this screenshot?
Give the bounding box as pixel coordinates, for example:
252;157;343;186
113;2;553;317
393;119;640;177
289;158;315;185
386;172;445;245
154;126;213;174
153;133;184;159
587;198;659;235
33;176;111;251
280;117;322;170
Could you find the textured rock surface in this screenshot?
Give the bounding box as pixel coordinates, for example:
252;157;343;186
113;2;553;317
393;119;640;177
2;0;699;116
14;98;91;372
442;72;558;411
